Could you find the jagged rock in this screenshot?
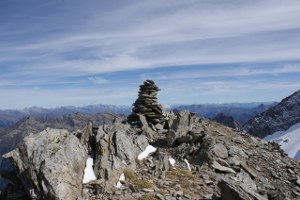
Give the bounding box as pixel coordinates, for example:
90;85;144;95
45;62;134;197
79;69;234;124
218;178;267;200
93;121;149;192
212;161;236;174
4;128;87;200
165;111;205;147
128;80;165;126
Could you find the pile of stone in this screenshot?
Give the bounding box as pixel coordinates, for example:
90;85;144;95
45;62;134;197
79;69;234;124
128;80;165;126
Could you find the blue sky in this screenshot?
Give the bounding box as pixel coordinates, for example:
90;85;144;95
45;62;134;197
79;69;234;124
1;0;300;109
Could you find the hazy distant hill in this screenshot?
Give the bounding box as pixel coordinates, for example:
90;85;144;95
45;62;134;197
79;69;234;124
0;105;131;128
0;103;276;129
175;102;276;124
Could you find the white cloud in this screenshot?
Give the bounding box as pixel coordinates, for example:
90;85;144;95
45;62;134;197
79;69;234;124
1;0;300;108
1;0;300;77
88;77;109;84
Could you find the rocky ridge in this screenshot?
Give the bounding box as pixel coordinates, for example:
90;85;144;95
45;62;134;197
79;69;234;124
2;81;300;200
3;110;300;200
0;112;120;199
243;90;300;138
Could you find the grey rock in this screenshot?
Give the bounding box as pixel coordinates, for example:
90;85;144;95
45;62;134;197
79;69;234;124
155;123;164;130
216;158;230;167
142;188;154;193
296;177;300;187
4;128;87;200
227;155;241;166
93;122;149;192
165;111;205;147
213;143;228;159
229;146;248;158
156;193;165;200
236;169;257;191
240;162;257;179
138;114;148;131
212;161;236;174
218;178;267;200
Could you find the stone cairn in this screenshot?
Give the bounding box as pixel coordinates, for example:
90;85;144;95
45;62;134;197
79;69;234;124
128;80;165;126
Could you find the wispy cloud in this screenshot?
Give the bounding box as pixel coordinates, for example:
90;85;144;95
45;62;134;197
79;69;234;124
0;0;300;108
88;76;109;84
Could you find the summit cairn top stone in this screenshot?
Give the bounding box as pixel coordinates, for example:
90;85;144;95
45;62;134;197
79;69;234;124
128;80;165;126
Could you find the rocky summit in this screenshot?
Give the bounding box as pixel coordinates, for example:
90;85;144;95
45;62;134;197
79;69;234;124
1;110;300;200
2;83;300;200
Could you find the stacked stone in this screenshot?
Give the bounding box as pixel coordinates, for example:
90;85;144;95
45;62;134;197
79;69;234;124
128;80;165;125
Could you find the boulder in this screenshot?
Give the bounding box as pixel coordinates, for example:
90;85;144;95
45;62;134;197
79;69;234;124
213;143;228;159
4;128;87;200
218;178;267;200
93;121;149;192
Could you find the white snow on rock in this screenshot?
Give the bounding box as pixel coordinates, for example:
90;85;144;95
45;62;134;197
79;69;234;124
137;145;157;160
184;159;191;171
169;157;176;167
116;173;125;188
82;156;97;184
264;123;300;161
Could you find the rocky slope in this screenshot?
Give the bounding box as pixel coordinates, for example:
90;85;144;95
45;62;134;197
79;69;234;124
264;123;300;161
3;111;300;200
243;90;300;138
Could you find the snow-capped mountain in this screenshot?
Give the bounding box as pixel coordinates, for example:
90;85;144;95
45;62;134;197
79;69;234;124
264;123;300;161
243;90;300;138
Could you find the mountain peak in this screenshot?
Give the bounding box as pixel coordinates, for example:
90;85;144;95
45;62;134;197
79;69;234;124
243;90;300;138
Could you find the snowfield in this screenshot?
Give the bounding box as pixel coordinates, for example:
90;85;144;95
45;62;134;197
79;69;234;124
264;123;300;161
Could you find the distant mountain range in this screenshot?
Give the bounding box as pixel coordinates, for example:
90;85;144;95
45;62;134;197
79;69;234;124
174;102;276;124
0;105;131;128
0;102;276;129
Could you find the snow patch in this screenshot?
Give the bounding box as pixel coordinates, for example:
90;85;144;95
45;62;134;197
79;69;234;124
116;173;125;188
264;123;300;161
184;159;191;171
82;156;97;184
137;145;157;160
169;157;176;167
